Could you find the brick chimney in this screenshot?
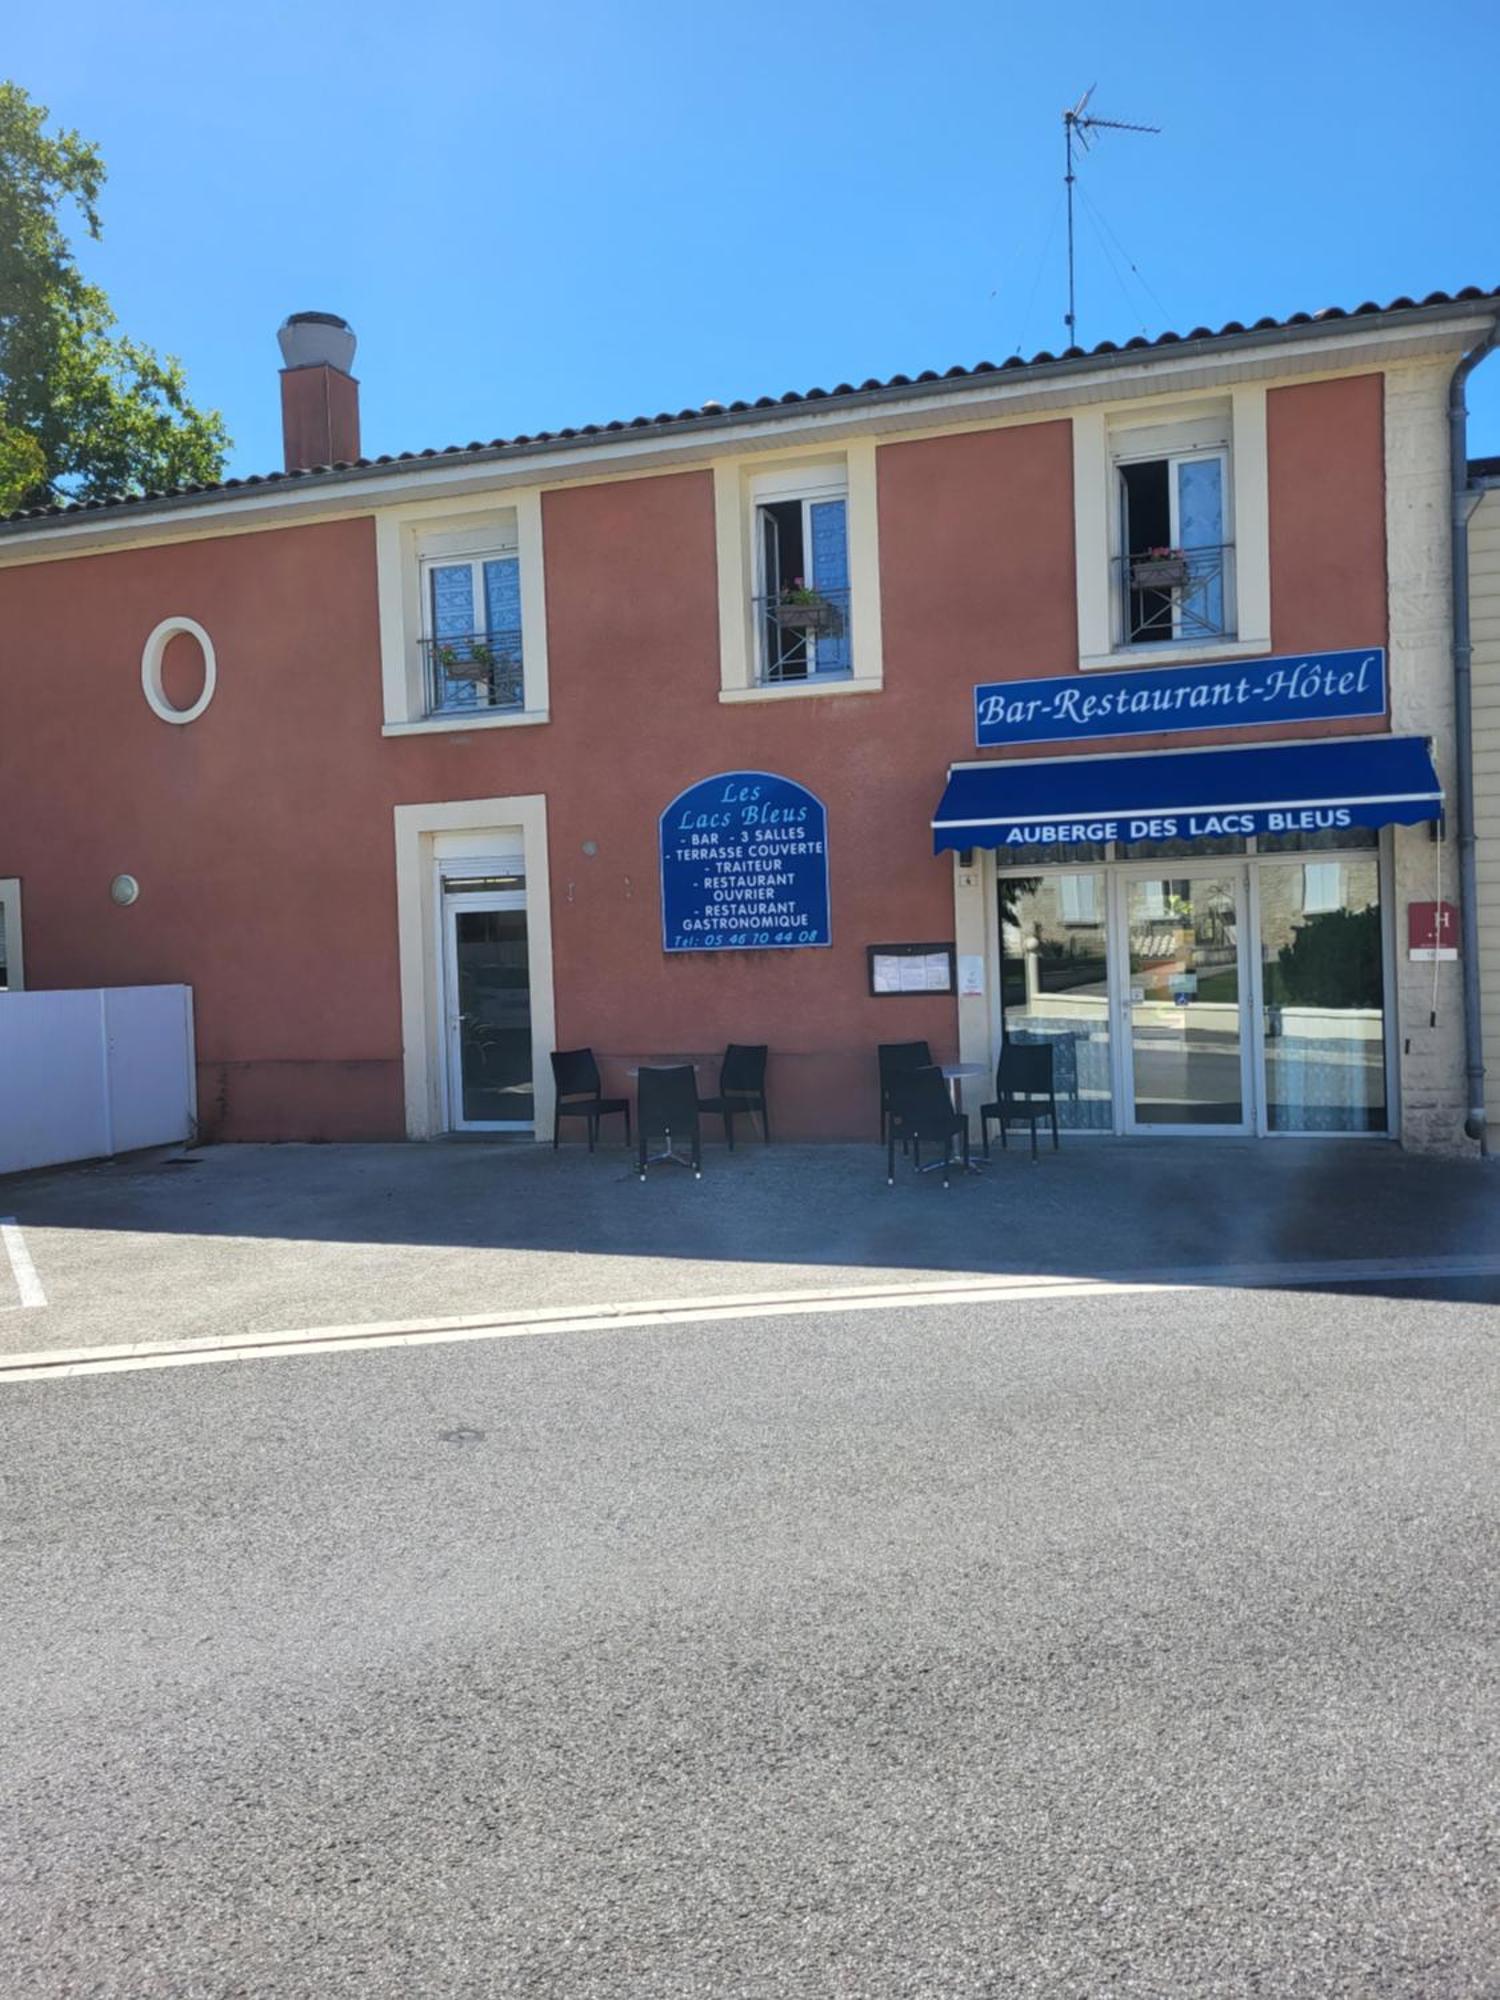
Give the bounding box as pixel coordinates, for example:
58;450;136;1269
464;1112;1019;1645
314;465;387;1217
277;312;361;471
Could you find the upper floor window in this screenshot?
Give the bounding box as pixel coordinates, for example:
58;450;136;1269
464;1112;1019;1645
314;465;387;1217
1116;429;1233;649
376;493;549;735
422;537;523;717
1095;404;1239;657
752;466;852;684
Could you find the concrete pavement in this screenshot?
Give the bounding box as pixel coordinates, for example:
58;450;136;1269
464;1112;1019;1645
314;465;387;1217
5;1136;1500;1358
2;1282;1496;1995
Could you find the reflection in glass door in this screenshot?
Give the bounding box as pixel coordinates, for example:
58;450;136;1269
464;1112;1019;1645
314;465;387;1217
444;899;533;1128
1125;873;1246;1128
1257;858;1386;1131
998;872;1114;1129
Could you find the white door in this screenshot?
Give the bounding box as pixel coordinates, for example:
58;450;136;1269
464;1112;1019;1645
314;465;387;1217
441;885;533;1131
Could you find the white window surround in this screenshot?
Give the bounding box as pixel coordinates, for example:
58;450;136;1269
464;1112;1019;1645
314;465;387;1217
1073;385;1271;672
0;877;23;989
394;794;556;1140
714;438;883;703
141;615;217;724
376;490;549;735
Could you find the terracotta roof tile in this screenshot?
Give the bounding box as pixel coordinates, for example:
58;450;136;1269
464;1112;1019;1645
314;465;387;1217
3;283;1496;532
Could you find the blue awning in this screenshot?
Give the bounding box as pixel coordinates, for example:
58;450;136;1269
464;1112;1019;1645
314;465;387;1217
932;735;1442;853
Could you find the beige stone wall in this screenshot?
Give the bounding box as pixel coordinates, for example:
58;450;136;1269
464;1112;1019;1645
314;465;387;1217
1383;361;1473;1152
1470;483;1500;1136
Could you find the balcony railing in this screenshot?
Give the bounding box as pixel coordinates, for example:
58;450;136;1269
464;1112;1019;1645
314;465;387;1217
753;585;852;684
422;630;525;715
1117;543;1234;647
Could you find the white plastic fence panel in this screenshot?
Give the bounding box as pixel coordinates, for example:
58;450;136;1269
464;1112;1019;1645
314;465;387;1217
0;985;195;1175
104;986;196;1155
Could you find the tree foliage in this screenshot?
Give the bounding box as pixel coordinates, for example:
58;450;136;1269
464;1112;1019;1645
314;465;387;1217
0;82;229;512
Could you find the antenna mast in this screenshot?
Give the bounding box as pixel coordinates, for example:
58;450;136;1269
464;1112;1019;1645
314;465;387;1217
1063;87;1160;347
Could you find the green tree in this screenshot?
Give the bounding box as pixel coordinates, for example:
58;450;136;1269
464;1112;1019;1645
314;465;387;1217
0;82;228;513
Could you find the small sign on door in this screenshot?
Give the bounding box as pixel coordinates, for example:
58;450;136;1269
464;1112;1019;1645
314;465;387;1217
1408;900;1458;961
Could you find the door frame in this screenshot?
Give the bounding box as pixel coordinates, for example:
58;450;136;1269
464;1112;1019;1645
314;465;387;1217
393;795;557;1142
439;883;532;1133
1110;859;1255;1136
983;835;1398;1141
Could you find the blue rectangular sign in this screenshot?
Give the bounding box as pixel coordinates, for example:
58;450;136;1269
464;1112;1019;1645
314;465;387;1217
660;771;831;952
974;648;1385;750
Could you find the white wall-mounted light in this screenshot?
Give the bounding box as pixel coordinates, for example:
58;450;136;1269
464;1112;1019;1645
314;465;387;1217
110;874;140;907
141;616;217;725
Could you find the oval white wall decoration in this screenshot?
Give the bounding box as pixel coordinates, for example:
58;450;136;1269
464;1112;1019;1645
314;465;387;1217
141;616;217;724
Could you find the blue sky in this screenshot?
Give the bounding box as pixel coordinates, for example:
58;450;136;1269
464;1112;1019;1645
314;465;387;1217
9;0;1499;475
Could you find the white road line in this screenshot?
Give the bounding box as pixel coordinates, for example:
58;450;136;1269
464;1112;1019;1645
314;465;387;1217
2;1251;1499;1384
0;1219;47;1310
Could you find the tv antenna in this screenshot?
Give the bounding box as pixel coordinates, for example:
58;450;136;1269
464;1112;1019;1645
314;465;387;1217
1063;86;1160;347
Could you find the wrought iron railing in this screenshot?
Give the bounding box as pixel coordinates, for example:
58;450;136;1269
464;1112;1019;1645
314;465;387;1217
1116;543;1234;646
753;585;852;684
422;629;525;715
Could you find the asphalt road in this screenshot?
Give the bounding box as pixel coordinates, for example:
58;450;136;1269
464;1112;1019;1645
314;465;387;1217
2;1285;1496;1997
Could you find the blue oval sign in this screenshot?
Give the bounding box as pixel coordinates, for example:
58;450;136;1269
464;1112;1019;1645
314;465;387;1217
660;771;831;952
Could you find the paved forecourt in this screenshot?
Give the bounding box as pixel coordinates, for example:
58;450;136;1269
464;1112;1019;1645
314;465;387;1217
4;1138;1500;1363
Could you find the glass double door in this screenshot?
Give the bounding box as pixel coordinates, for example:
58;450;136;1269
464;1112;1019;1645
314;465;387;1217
999;857;1388;1137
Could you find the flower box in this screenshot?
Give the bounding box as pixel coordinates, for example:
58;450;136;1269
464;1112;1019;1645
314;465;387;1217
1131;553;1192;590
436;643;503;684
771;596;845;638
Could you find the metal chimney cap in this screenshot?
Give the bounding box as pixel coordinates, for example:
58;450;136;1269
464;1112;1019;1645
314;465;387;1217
277;312;356;375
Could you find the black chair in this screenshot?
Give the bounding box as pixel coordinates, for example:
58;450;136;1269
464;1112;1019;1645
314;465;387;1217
886;1065;970;1188
636;1065;702;1180
550;1048;631;1151
1012;1027;1079;1105
980;1042;1060;1161
698;1044;769;1148
878;1040;932;1143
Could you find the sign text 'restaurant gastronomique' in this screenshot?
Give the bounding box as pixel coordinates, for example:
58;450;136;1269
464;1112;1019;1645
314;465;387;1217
974;648;1385;749
660;772;830;952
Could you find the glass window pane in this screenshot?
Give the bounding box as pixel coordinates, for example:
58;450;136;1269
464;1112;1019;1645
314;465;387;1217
482;557;522;643
998;843;1109;869
430;563;475;639
1256;826;1378;854
999;874;1113;1130
1259;858;1386;1133
1176;456;1223;550
1128;875;1243;1126
808;497;851;676
1118;833;1246;860
455;909;533;1123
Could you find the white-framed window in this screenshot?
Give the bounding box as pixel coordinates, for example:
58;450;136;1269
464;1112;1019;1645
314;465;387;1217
375;493;549;737
0;878;23;990
1302;861;1343;915
713;441;883;704
1113;411;1233;649
751;464;852;685
1059;872;1100;924
421;539;523;717
1073;391;1269;672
